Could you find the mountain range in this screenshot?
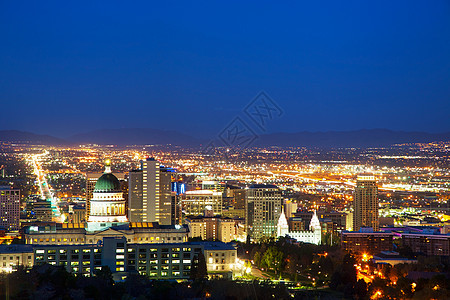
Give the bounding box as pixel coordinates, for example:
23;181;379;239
0;128;449;148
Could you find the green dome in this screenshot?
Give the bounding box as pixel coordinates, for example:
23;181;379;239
94;173;121;192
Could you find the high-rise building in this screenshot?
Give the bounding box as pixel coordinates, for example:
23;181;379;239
128;169;143;222
0;187;20;231
353;174;378;231
245;184;282;241
159;166;175;225
128;158;176;225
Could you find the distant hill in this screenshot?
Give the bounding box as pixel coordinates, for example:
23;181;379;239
69;128;204;146
253;129;450;148
0;130;67;145
1;128;449;148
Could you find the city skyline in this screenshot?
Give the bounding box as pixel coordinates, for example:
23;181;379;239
1;1;450;298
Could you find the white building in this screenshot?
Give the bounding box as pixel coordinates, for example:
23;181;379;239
87;160;128;231
277;209;321;245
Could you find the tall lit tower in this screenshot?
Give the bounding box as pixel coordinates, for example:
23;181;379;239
353;174;378;231
245;184;282;240
128;157;175;225
0;186;20;231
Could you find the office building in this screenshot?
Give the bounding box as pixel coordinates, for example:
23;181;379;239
0;245;34;272
0;187;20;231
401;232;450;256
202;181;225;192
128;158;176;225
33;200;52;222
128;169;144;222
182;190;223;216
29;237;236;280
293;211;347;233
186;209;235;243
66;205;86;224
341;228;393;254
353;174;379;231
245;184;282;240
225;187;246;209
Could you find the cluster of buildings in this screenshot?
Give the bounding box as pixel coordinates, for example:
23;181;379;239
342;174;450;262
2;152;448;280
0;156;334;279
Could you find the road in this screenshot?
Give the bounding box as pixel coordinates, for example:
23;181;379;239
30;151;62;222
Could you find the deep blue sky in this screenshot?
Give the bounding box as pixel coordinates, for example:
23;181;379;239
1;1;449;138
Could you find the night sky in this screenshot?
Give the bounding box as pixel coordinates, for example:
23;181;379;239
1;1;449;138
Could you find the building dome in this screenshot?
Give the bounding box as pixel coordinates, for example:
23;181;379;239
88;159;128;226
94;173;121;193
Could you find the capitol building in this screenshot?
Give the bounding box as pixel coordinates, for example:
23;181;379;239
25;161;188;245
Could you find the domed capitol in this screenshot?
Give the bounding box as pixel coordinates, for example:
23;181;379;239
88;159;127;225
25;160;188;246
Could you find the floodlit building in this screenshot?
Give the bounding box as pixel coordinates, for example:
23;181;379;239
87;160;127;231
86;171;125;221
277;209;321;245
353;174;379;231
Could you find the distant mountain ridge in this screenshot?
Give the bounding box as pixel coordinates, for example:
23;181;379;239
254;129;450;148
68;128;204;146
0;130;67;145
0;128;449;148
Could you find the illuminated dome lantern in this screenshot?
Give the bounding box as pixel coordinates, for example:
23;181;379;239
88;159;128;224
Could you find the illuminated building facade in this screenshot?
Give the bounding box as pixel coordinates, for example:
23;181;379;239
28;237;236;280
245;184;282;240
341;228;393;254
277;209;321;245
0;245;33;273
128;158;177;225
186;210;235;243
0;187;20;231
87;160;127;230
353;174;379;231
86;171;125;221
182;190;223;216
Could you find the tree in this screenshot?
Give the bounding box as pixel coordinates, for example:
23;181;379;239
261;246;284;275
94;265;114;286
190;253;207;280
354;279;367;300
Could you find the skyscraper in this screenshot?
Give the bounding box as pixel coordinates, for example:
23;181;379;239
128;169;144;222
128;158;176;225
353;174;379;231
0;186;20;231
245;184;282;241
